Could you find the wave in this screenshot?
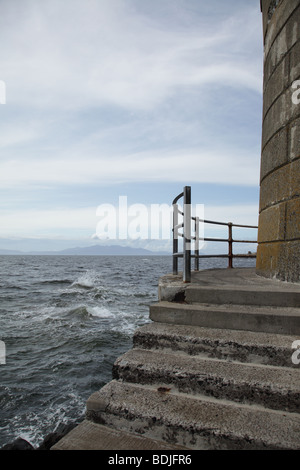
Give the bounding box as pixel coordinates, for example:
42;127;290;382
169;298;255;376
40;279;72;285
68;305;113;319
0;255;172;449
86;306;114;318
5;391;85;448
71;271;98;289
3;284;25;290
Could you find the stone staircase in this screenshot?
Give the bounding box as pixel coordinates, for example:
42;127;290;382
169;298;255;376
53;268;300;450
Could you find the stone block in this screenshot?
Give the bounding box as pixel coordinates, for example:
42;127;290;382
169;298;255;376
290;40;300;82
262;93;286;148
263;56;289;118
259;163;291;211
290;158;300;198
258;203;286;243
263;1;300;53
260;158;300;211
280;240;300;281
267;23;288;72
289;118;300;161
257;240;300;282
264;5;300;81
286;197;300;240
261;0;273;39
256;241;282;277
260;127;288;180
262;87;299;149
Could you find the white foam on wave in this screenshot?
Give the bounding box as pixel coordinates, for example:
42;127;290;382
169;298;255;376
10;391;85;448
71;270;98;289
19;305;65;323
86;305;113;318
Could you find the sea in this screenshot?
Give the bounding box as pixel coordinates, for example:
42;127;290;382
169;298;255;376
0;254;255;448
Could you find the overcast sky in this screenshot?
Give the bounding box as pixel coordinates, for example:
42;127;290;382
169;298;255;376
0;0;263;252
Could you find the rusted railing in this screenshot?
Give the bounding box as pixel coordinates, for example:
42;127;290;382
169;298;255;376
172;186;258;283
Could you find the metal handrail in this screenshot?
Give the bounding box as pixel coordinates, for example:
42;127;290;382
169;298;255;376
172;186;258;283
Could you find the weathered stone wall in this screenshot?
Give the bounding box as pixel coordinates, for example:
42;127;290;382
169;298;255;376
257;0;300;282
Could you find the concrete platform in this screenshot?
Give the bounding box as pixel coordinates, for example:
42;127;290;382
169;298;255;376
159;268;300;307
153;268;300;335
164;267;300;291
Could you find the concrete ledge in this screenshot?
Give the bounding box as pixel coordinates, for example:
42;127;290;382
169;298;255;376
150;301;300;335
51;420;188;450
113;348;300;412
158;268;300;307
133;322;299;367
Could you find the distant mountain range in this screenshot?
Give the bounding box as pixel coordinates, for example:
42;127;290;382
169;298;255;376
0;245;170;256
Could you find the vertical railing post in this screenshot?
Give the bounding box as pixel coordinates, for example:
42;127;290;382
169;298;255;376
183;186;191;283
173;203;179;275
195;216;199;271
228;222;233;268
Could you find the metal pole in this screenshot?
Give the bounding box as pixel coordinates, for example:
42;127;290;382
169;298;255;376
228;222;233;268
195;216;199;271
183;186;191;282
173;203;179;275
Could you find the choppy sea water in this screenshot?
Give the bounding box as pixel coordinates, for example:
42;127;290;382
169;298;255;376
0;255;255;448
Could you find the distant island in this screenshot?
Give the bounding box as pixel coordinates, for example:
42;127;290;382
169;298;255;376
0;245;170;256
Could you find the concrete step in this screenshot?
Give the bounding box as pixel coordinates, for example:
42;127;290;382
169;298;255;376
112;348;300;413
184;286;300;308
86;380;300;450
149;301;300;335
158;269;300;308
133;322;298;367
51;419;189;450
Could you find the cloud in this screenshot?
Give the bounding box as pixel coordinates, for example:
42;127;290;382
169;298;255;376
0;121;42;148
0;1;263;243
0;201;258;242
1;0;262;111
0;206;96;238
0;146;260;188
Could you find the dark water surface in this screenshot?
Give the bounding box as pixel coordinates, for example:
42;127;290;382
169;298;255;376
0;255;255;447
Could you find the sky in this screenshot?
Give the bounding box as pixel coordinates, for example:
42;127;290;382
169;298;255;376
0;0;263;253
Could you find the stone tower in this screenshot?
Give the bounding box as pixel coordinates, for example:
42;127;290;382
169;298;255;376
257;0;300;282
